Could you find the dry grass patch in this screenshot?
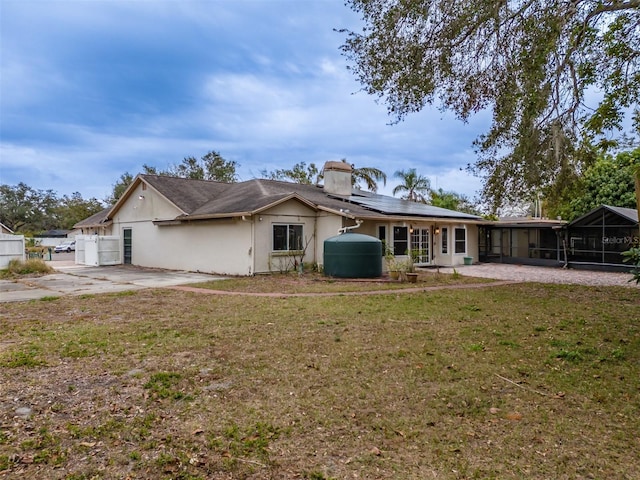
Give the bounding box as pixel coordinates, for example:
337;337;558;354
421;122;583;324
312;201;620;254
192;270;492;294
0;283;639;479
0;259;53;279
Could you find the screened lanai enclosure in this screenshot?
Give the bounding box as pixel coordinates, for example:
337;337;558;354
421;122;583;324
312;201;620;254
566;205;638;270
479;219;567;267
480;205;639;271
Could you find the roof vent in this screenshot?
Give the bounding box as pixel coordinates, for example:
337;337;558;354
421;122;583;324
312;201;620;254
323;161;352;196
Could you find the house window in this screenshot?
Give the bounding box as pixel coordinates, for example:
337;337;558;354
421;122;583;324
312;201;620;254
441;227;448;254
273;224;303;251
393;226;408;256
454;227;466;254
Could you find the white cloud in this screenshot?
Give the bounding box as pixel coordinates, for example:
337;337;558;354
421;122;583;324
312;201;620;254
0;0;490;206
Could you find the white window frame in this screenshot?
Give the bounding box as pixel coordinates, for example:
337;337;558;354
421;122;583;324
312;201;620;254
454;227;467;255
377;224;388;256
392;226;409;256
441;227;448;255
272;224;304;252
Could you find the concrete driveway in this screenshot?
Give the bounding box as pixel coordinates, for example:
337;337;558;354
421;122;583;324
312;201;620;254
0;262;224;303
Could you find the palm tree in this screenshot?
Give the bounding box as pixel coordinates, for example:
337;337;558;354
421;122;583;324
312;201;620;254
319;159;387;192
392;168;431;203
342;159;387;193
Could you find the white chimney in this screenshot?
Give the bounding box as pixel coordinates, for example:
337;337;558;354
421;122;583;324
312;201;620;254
323;161;352;196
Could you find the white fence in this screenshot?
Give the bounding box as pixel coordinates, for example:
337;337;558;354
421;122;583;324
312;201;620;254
76;235;121;266
0;234;25;269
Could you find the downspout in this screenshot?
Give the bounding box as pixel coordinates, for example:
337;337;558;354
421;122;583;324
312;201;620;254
243;215;253;275
313;216;318;269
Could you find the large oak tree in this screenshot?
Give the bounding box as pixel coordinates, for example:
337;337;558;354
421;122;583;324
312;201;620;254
341;0;640;210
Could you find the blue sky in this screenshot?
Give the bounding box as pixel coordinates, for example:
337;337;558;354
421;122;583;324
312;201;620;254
0;0;489;203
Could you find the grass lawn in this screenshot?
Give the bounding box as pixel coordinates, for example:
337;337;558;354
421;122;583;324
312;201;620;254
188;270;495;294
0;275;639;479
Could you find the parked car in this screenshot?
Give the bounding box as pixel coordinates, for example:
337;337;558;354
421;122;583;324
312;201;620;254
54;241;76;253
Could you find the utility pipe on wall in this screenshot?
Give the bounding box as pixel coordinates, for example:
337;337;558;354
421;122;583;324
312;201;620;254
338;219;363;234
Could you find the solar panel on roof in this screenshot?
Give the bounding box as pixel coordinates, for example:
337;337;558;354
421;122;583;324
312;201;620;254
347;195;482;219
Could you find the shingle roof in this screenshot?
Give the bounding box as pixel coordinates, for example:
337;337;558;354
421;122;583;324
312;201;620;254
124;175;482;222
142;175;231;214
569;204;639;227
605;205;638;223
74;207;112;228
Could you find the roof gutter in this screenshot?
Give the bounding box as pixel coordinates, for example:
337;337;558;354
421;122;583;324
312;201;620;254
153;213;253;225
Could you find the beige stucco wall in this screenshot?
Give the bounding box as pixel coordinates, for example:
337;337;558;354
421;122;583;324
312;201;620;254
112;217;253;276
150;220;253;275
252;200;319;274
111;182;253;275
116;183;185;222
315;213;345;269
432;223;479;266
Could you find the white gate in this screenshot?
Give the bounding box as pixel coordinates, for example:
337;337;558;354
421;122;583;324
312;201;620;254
75;235;121;266
0;234;25;269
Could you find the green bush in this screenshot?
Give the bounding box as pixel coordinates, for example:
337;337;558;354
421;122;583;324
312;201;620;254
622;247;640;285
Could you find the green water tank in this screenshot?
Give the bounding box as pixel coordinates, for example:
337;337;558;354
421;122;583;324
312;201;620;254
323;232;382;278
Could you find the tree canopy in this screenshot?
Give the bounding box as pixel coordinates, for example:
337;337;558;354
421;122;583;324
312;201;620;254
169;151;239;183
261;159;387;192
430;188;479;215
260;162;320;184
548;147;639;220
106;172;135;205
106;151;239;204
341;0;640;210
0;183;103;233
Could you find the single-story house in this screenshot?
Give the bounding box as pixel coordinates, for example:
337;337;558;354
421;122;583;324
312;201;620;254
0;222;14;234
480;205;639;271
75;162;483;275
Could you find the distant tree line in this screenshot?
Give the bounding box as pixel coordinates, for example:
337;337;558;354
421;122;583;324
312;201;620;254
0;184;104;234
